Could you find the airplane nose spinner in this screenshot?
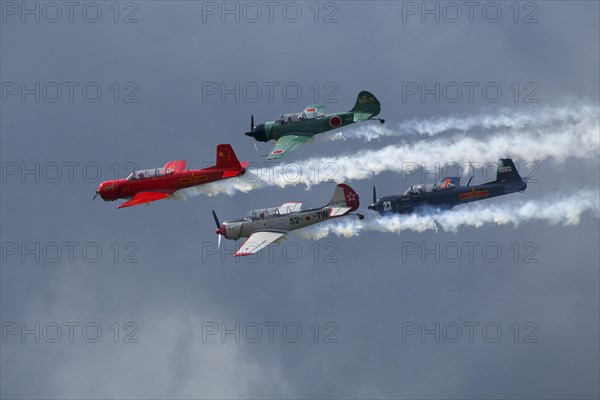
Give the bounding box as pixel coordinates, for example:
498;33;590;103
245;124;266;142
215;224;226;238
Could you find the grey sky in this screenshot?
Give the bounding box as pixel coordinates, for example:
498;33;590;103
1;1;599;398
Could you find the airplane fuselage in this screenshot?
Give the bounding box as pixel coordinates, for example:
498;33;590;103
370;181;527;215
221;206;340;241
271;112;356;141
98;168;242;201
251;112;357;143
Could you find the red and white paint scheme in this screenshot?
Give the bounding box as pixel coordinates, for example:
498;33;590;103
212;183;364;256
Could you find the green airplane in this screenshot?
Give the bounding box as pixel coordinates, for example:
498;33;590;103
245;91;384;159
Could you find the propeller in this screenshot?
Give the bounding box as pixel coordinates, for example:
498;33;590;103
368;186;378;211
93;190;99;200
212;210;220;228
247;115;258;152
213;210;224;249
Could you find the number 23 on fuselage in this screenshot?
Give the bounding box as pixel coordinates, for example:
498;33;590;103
369;159;528;215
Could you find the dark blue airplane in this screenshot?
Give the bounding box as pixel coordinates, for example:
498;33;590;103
368;159;528;215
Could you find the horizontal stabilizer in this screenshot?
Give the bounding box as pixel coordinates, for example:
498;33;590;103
221;161;249;178
330;206;352;217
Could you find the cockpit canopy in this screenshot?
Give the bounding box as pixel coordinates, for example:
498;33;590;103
275;113;302;125
244;207;281;221
126;168;170;181
244;203;303;220
275;110;324;125
404;181;456;195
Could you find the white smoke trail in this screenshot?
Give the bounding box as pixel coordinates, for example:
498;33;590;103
181;170;266;198
266;115;598;189
295;188;600;239
336;100;598;141
181;101;598;198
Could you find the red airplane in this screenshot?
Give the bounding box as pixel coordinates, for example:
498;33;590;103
94;144;249;208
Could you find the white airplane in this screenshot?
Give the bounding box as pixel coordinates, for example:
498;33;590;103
212;184;363;256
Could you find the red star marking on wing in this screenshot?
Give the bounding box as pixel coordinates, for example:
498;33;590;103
304;215;312;221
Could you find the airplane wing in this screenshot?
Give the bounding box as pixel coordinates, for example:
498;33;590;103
163;160;187;173
330;206;352;217
277;202;303;214
235;231;287;257
266;135;312;160
117;191;174;208
303;104;325;114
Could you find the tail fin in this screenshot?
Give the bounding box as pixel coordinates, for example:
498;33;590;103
495;159;523;183
215;144;248;177
327;184;360;215
349;91;381;120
